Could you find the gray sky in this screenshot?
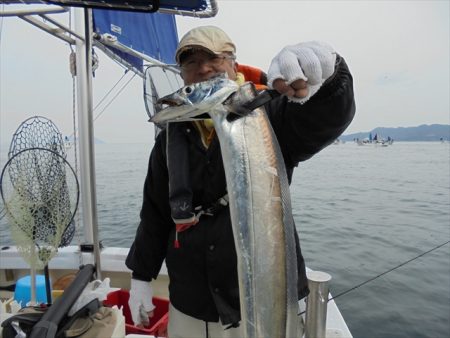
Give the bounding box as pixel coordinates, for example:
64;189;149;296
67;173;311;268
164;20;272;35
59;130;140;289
0;0;449;146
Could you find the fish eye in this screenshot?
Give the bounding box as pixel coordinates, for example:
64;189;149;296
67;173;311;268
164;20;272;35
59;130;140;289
183;86;193;94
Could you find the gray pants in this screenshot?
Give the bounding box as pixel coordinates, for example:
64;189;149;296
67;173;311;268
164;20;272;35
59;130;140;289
167;303;305;338
167;304;244;338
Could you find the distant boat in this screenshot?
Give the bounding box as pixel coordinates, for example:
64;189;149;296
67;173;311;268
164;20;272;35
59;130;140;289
355;134;393;146
64;136;73;149
373;134;394;146
333;138;345;145
64;135;104;148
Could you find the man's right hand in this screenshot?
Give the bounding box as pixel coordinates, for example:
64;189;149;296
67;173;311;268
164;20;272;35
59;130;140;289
129;278;155;327
267;41;337;103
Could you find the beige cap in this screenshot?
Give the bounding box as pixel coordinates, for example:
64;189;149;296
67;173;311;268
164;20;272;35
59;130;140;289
175;26;236;64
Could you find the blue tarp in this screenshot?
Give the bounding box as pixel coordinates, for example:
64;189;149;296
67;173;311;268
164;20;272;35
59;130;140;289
93;9;178;71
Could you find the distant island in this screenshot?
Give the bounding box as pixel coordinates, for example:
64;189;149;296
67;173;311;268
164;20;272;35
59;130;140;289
341;124;450;142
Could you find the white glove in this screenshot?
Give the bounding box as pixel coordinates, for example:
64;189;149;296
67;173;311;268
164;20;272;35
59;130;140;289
129;279;155;327
268;41;337;104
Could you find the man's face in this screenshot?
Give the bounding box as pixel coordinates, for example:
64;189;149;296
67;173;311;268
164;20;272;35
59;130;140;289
180;49;237;85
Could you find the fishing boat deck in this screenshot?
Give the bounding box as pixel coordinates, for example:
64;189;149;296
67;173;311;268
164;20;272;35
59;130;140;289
1;245;352;337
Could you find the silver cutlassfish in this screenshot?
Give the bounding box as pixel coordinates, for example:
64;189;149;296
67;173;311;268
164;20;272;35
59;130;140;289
152;74;299;338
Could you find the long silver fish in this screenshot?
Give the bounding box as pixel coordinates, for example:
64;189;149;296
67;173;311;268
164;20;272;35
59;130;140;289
152;74;299;338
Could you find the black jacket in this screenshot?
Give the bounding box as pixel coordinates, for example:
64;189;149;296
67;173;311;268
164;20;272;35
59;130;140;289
125;56;355;325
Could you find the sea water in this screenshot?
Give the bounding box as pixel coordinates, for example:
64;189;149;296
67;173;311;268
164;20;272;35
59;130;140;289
1;141;449;338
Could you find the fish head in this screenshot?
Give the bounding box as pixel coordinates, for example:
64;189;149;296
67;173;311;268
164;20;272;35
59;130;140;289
150;73;239;124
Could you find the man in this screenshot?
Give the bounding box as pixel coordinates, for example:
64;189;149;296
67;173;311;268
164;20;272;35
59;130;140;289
126;25;355;337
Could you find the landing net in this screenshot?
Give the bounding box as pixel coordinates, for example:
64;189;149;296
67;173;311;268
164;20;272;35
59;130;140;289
8;116;76;247
0;147;79;268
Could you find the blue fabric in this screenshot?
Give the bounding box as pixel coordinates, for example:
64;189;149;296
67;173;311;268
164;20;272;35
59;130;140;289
93;9;178;71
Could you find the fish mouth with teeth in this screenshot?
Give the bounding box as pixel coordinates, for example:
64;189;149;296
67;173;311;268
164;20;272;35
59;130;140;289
151;74;239;124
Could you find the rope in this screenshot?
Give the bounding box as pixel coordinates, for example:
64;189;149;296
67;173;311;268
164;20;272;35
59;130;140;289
69;7;83;266
0;206;5;221
93;70;129;112
65;66;135;142
93;71;137;122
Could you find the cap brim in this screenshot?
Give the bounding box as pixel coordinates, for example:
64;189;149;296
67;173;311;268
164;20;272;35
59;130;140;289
176;45;220;64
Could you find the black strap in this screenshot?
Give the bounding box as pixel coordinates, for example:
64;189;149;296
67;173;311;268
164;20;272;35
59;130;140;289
31;321;58;338
243;89;281;112
1;312;43;328
205;194;228;215
1;311;46;338
224;322;240;330
167;123;195;222
195;194;229;217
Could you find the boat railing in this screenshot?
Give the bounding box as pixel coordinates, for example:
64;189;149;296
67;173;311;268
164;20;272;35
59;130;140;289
305;270;332;338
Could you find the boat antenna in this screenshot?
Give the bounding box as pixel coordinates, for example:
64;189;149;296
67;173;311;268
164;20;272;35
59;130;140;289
0;116;80;306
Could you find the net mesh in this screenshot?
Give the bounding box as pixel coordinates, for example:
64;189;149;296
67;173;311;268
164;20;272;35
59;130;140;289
1;148;79;268
9;116;67;158
8;116;76;247
0;116;79;269
143;65;182;138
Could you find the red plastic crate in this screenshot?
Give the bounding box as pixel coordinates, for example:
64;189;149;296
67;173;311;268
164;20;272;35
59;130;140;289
104;289;169;336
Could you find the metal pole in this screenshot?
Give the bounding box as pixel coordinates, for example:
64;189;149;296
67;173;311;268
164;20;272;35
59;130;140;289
74;8;102;279
30;267;36;306
305;271;332;338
